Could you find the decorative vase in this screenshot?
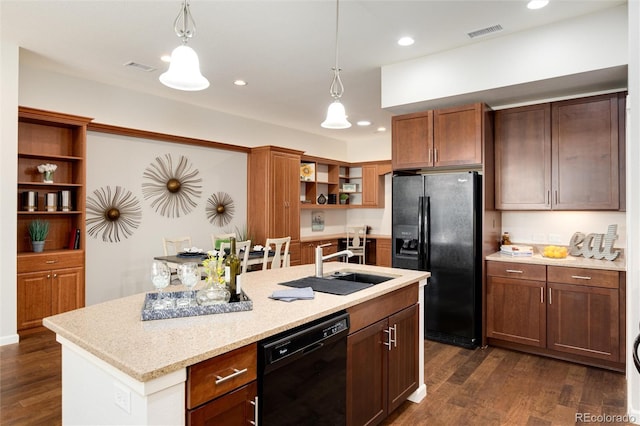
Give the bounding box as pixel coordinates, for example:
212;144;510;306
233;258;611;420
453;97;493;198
43;171;54;183
32;241;45;253
317;193;327;205
196;282;230;306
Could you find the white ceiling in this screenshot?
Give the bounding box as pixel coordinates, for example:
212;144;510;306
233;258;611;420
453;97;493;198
2;0;627;144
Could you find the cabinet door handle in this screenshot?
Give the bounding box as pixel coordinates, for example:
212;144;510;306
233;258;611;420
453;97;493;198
249;396;259;425
53;273;57;278
391;324;397;348
47;274;51;279
383;325;397;350
546;190;550;206
434;148;438;164
505;269;523;274
45;260;57;264
214;367;248;385
540;287;544;304
428;148;432;164
571;275;592;280
555;190;558;205
548;288;552;305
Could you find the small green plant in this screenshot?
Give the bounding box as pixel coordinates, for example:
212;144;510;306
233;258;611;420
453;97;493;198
28;219;49;241
339;193;349;202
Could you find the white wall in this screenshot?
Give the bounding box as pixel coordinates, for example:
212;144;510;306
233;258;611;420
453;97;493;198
0;40;20;345
85;132;247;305
381;4;628;109
626;0;640;422
502;211;627;248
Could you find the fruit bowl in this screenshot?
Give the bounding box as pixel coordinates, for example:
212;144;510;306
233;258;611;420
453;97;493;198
542;245;568;259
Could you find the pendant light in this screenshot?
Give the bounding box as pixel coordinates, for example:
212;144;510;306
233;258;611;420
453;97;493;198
159;2;209;91
321;0;351;129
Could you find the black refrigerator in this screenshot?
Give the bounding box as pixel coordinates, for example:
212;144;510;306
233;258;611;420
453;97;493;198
392;171;482;349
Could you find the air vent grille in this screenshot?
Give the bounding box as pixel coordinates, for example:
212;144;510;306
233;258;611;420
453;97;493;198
123;61;156;72
467;24;504;39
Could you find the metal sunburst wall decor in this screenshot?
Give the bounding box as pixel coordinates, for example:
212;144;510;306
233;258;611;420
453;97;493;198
142;154;202;218
86;186;142;242
206;191;235;227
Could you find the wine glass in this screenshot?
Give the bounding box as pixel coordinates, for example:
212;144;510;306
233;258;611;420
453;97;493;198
151;260;171;309
176;262;199;307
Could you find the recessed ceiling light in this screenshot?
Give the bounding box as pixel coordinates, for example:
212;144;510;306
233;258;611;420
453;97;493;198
376;127;387;132
233;79;247;86
397;36;414;47
357;120;371;126
161;55;171;63
527;0;549;10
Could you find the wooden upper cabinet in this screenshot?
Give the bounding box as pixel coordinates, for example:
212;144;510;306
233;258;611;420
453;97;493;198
361;164;384;207
495;103;552;210
552;94;619;210
433;103;483;167
392;111;433;170
392;103;485;171
495;93;622;211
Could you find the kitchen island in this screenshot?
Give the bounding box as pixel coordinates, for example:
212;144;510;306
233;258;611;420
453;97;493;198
43;262;429;425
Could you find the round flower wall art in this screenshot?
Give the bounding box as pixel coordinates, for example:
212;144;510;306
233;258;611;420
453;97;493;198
206;191;235;227
142;154;202;218
86;186;142;242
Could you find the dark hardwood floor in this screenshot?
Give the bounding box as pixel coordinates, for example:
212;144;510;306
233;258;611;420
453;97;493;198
0;330;631;425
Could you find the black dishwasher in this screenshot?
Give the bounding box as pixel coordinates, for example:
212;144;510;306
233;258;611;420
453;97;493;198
258;310;350;425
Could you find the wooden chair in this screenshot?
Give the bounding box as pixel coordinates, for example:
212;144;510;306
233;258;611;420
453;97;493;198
263;236;291;270
346;225;367;264
211;232;237;251
162;236;193;282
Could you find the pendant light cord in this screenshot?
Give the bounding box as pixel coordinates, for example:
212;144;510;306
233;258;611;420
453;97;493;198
174;1;196;43
329;0;344;100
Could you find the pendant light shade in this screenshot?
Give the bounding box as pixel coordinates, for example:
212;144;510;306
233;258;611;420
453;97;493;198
321;0;351;129
322;100;351;129
159;45;209;91
160;2;209;92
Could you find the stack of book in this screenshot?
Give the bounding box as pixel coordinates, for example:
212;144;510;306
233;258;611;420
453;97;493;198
500;244;534;256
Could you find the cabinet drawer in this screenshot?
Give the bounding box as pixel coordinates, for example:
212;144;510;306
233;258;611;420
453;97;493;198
348;284;418;333
187;343;257;409
486;261;546;281
17;251;84;273
547;266;618;289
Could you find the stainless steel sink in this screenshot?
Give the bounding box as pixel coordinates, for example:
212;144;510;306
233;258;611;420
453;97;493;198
324;271;394;285
279;271;396;296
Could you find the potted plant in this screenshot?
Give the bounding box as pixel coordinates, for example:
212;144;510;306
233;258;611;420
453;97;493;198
28;219;49;252
339;193;349;205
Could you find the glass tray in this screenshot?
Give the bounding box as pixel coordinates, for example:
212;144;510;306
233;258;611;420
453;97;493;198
141;290;252;321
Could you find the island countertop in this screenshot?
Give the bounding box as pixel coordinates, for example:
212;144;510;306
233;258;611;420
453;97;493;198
43;263;429;382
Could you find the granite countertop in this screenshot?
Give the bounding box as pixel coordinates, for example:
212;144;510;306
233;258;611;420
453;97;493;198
43;263;428;383
486;246;626;272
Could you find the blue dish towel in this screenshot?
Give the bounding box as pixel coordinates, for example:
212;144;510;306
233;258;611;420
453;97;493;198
270;286;315;302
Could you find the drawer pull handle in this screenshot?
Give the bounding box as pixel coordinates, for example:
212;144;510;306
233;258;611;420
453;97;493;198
505;269;523;274
571;275;592;280
215;367;248;385
45;260;57;264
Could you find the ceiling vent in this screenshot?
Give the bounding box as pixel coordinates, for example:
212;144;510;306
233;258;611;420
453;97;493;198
123;61;157;72
467;24;504;39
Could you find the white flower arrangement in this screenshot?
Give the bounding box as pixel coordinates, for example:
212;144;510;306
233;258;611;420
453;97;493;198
37;163;58;173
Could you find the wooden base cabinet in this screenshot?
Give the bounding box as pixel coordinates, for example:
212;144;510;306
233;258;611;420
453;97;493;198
186;343;258;425
487;261;624;370
17;252;85;331
347;286;419;426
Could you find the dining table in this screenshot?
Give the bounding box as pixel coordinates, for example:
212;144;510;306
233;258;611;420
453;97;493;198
154;249;275;270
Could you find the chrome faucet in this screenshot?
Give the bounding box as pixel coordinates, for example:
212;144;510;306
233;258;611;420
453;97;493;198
315;243;354;278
